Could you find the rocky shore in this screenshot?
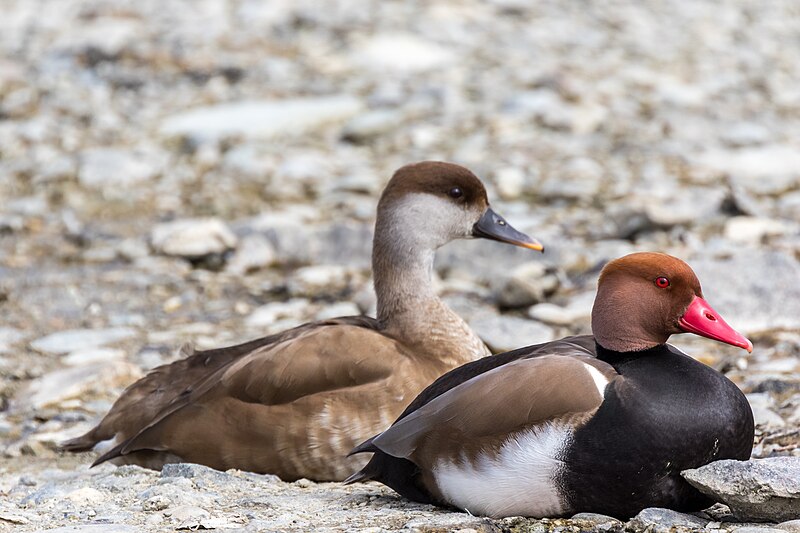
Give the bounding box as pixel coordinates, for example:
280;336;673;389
1;0;799;531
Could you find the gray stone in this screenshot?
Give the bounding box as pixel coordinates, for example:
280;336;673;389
627;507;709;532
151;218;237;258
682;458;800;522
527;290;595;329
341;109;403;143
225;234;276;275
724;217;797;245
644;187;726;227
33;526;138;533
778;519;800;532
287;265;356;298
696;145;800;196
690;251;800;336
494;262;559;308
353;33;454;72
15;362;142;410
747;393;787;428
30;328;137;355
470;313;555;353
78;147;161;189
159;97;364;142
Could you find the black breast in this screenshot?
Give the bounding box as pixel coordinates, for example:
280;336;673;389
560;344;754;519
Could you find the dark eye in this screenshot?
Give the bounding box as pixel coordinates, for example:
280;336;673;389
655;277;670;288
448;187;463;199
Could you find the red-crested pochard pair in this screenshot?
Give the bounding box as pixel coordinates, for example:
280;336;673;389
62;162;543;480
348;252;755;519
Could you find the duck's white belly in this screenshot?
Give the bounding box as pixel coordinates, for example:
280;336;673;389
432;423;571;518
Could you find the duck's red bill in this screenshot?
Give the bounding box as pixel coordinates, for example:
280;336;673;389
678;296;753;353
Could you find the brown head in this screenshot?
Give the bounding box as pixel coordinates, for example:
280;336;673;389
375;161;543;252
591;252;752;353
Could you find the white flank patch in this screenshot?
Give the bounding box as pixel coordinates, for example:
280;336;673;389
433;423;570;518
93;436;120;455
582;362;609;397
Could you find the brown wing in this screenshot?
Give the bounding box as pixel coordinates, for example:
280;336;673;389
93;320;416;478
62;316;381;453
369;354;617;463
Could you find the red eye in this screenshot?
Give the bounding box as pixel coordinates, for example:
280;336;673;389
655;277;670;288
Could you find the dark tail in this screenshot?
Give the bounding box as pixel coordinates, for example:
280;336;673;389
59;431;100;453
343;435;380;484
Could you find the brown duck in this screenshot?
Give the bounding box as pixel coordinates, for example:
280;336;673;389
62;161;543;481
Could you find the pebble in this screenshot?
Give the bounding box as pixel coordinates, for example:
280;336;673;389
78;147;161;190
627;507;709;532
159;97;364;142
697;146;800;196
354;33;454;72
29;328;137;355
16;362;142;411
682;457;800;522
494;262;560;309
225;234;276;275
470;313;556;353
151;218;238;259
341;109;404;144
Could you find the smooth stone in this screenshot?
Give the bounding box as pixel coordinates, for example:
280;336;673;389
527;291;595;328
627;507;709;532
225;234;276;275
78;147;160;189
682;458;800;522
690;251;800;336
470;313;555;353
644;187;726;227
341;109;403;143
159;97;363;142
696;145;800;196
354;33;454;72
777;519;800;532
494;262;559;308
33;526;138;533
0;326;25;353
724;217;797;245
64;487;105;505
30;328;137;355
315;302;361;321
747;393;787;428
151;218;237;258
494;166;528;201
245;299;310;329
287;265;354;298
15;362;142;410
62;347;126;367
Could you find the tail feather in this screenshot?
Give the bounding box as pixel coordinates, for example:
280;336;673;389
59;431;100;453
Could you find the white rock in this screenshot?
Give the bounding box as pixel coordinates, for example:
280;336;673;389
15;362;142;410
62;347;126;366
494;167;527;201
470;313;555;353
159;97;364;142
30;327;137;355
315;302;361;321
341;109;404;143
246;299;310;329
644;187;726;226
528;291;595;328
724;216;797;245
226;234;276;275
79;148;160;189
288;265;353;298
355;34;454;72
151;218;237;258
0;327;25;353
696;145;800;196
65;487;105;506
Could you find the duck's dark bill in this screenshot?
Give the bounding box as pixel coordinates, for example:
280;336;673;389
678;296;753;352
472;208;544;252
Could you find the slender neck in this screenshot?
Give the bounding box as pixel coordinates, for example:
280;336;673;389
372;219;439;325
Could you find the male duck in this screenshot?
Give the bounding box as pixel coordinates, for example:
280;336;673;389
348;252;754;518
62;161;543;481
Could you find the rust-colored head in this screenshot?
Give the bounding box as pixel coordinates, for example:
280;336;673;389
592;252;752;353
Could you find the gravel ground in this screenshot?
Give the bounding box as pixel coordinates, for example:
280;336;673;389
1;0;799;531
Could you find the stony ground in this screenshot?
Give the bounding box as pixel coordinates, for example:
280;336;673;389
1;0;799;531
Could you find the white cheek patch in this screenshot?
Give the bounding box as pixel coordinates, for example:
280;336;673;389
432;423;570;518
582;362;609;398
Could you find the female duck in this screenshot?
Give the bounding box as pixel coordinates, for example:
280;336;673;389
62;161;543;481
349;252;754;518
